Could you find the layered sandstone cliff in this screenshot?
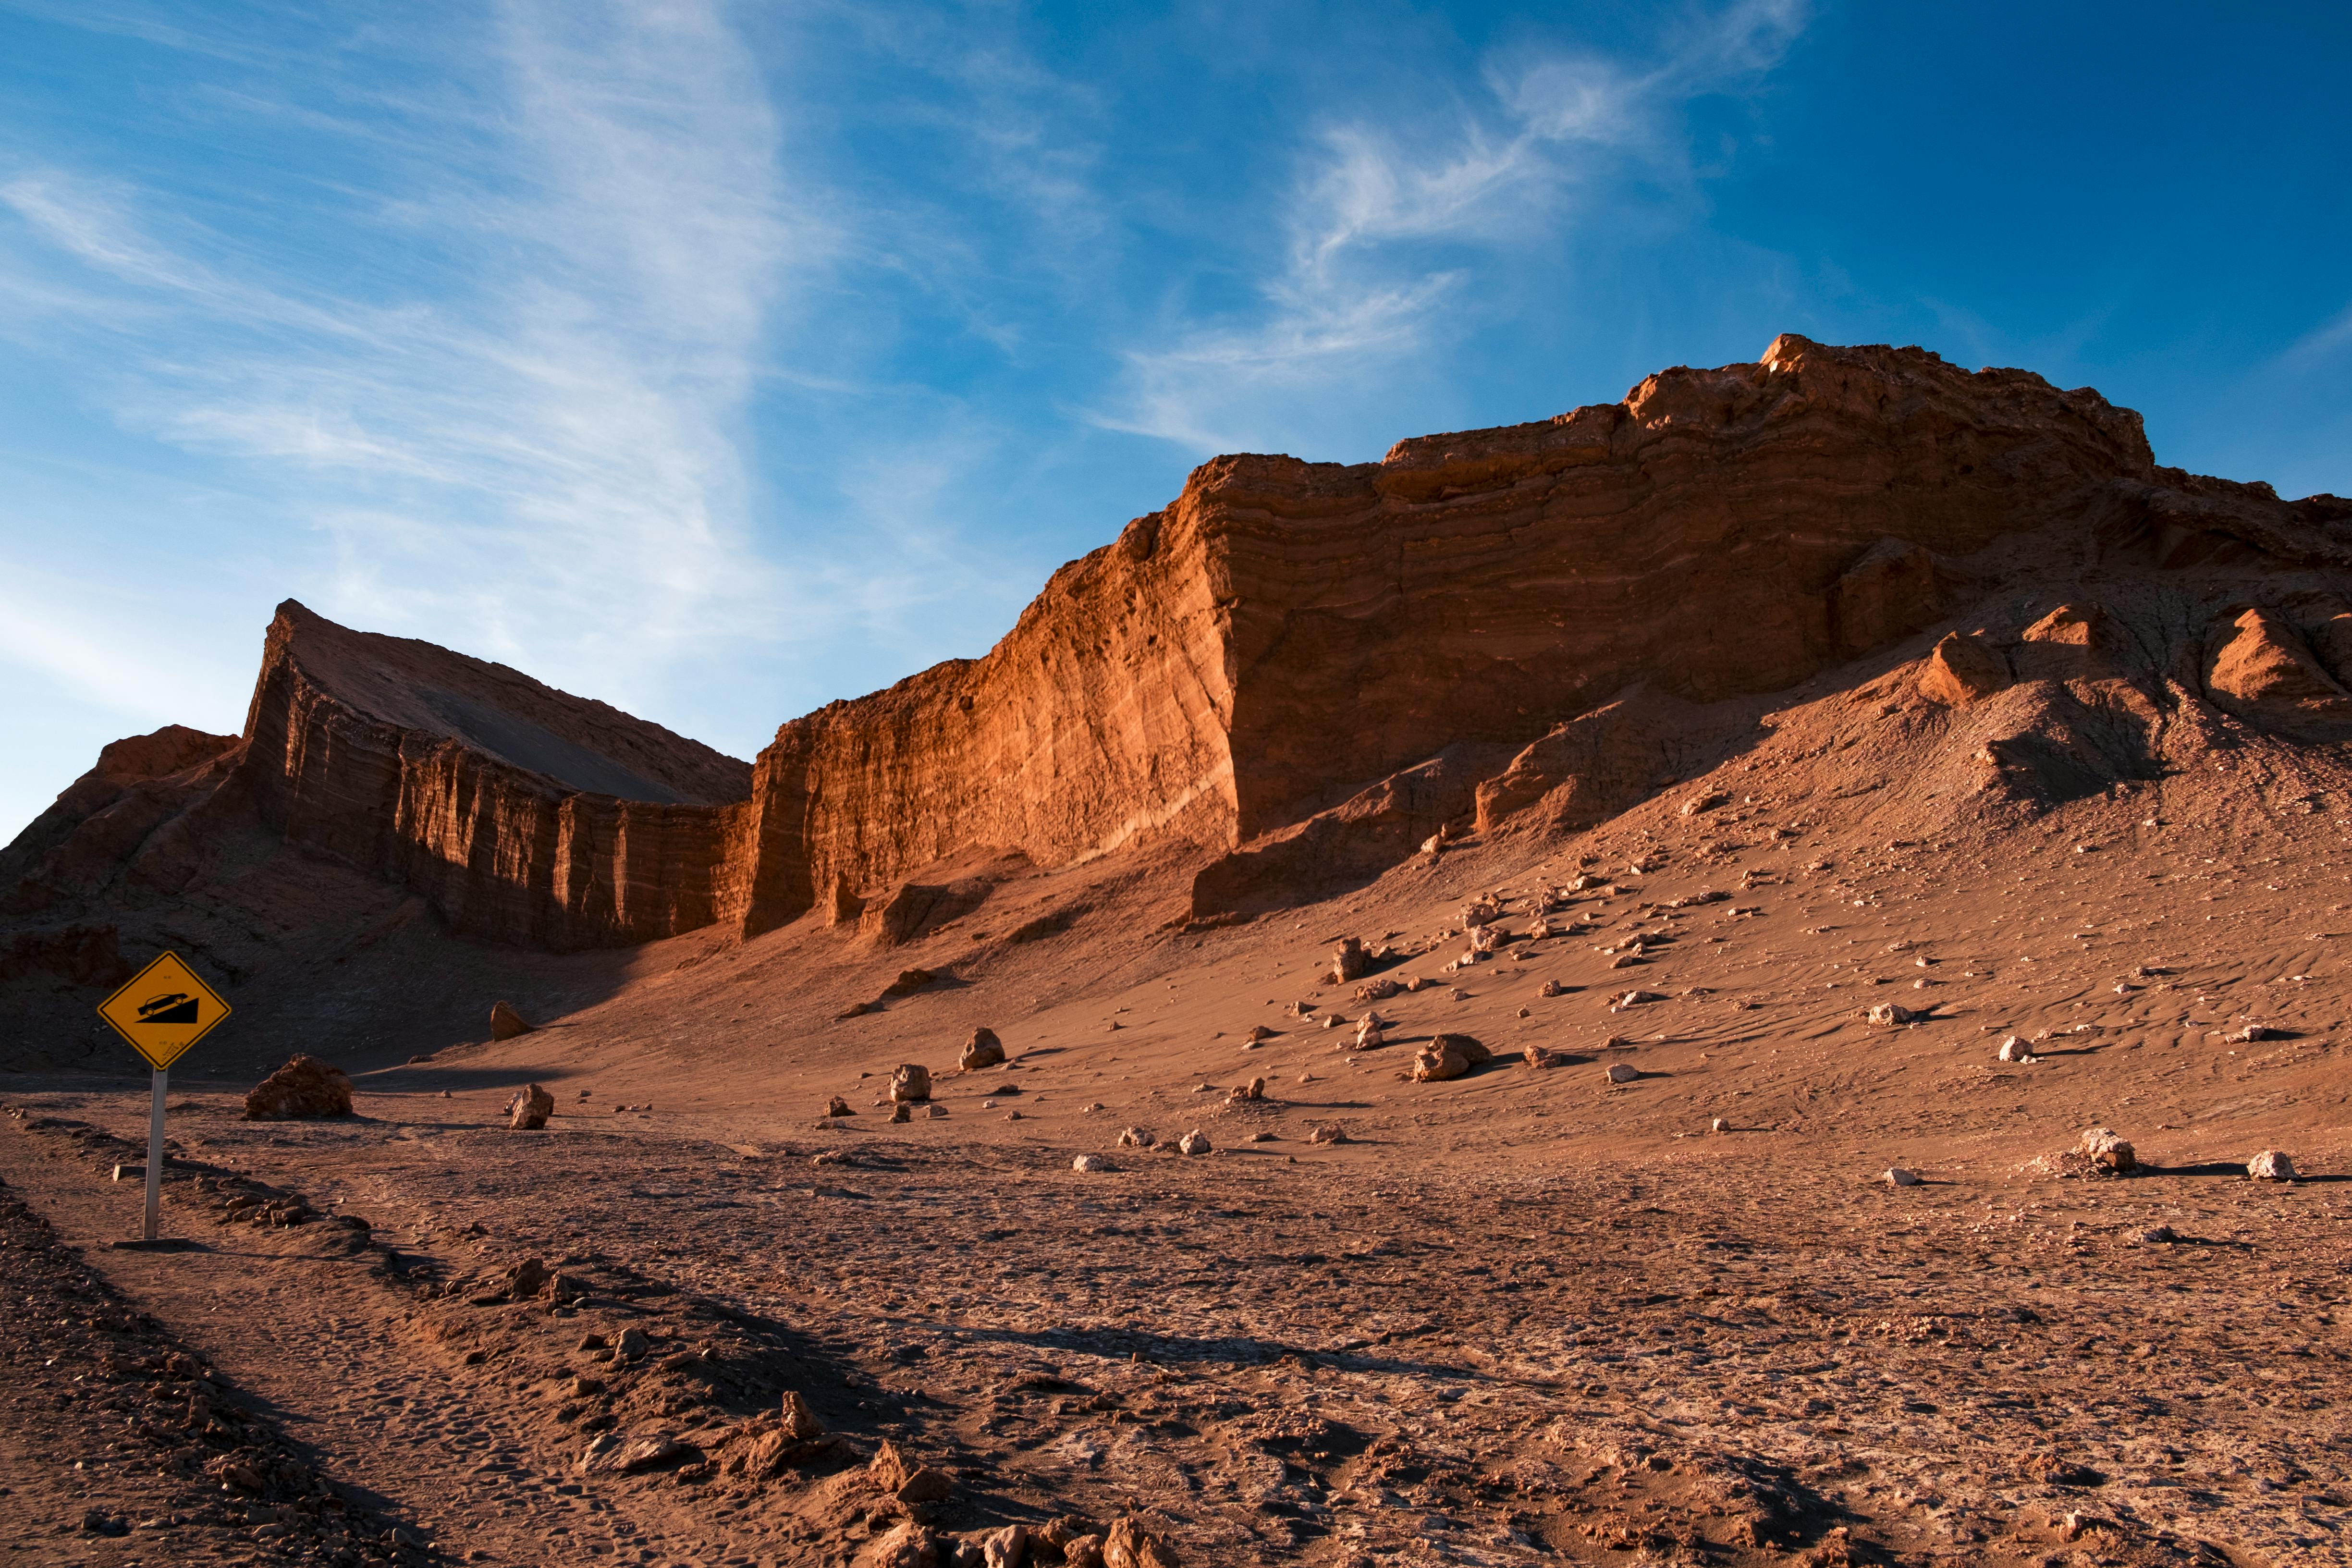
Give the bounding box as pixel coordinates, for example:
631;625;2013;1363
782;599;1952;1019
6;603;753;952
11;333;2351;956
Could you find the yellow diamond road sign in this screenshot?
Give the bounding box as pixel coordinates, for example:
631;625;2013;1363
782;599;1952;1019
98;952;230;1070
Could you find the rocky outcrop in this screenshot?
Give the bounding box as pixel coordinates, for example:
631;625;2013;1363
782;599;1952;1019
233;603;753;949
2204;606;2352;741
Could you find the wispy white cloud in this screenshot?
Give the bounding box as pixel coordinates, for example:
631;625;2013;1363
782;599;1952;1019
0;0;842;721
1101;0;1810;455
2283;300;2352;365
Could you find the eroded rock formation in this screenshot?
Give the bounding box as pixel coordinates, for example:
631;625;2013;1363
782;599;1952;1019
10;334;2352;956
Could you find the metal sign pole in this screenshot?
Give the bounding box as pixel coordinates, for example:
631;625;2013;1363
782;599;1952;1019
143;1067;166;1242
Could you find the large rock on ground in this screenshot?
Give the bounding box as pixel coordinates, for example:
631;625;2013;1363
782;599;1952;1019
958;1028;1005;1071
490;1001;534;1040
507;1083;554;1130
890;1065;932;1104
243;1056;354;1120
1918;632;2012;705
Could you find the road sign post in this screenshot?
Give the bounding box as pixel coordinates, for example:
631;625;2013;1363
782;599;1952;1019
96;953;230;1245
143;1068;166;1241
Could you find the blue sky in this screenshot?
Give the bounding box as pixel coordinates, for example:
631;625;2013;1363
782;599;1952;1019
3;1;2348;841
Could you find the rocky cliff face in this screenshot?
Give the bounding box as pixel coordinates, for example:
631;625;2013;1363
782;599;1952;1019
11;334;2351;957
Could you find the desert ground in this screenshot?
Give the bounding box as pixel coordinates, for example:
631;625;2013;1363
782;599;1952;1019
5;666;2348;1568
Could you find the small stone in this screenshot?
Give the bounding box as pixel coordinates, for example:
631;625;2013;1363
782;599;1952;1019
1886;1167;1921;1187
1330;937;1368;984
2247;1149;2297;1181
1539;979;1566;997
925;1103;947;1119
2228;1023;2280;1042
1522;1045;1566;1069
1247;1130;1275;1142
490;1001;535;1040
1245;1024;1275;1043
825;1095;856;1117
1611;990;1665;1009
506;1083;555;1131
1176;1129;1212;1156
1865;1003;1927;1026
1997;1035;2036;1064
1117;1127;1155;1149
1710;1116;1727;1133
614;1327;651;1362
2135;1224;2178;1244
1072;1153;1114;1174
890;1102;912;1124
1306;1123;1346;1145
1605;1062;1639;1084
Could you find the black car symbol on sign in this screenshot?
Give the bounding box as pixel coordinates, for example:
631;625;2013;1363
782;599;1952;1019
137;992;200;1026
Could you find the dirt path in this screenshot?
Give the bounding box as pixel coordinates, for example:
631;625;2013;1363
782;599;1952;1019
0;1114;691;1566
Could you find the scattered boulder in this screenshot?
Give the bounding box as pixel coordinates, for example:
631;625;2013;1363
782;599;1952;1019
242;1055;355;1121
883;968;938;997
1072;1153;1114;1174
506;1083;555;1130
1997;1035;2036;1063
781;1389;825;1441
1866;1002;1929;1026
2247;1150;2297;1181
836;1001;876;1021
891;1064;933;1103
1103;1519;1180;1568
1245;1024;1275;1043
490;1001;535;1040
1610;990;1666;1009
2075;1127;2137;1174
1605;1062;1639;1084
870;1441;955;1503
867;1521;942;1568
979;1525;1029;1568
2227;1023;2280;1042
1538;979;1566;998
1229;1077;1266;1103
889;1103;912;1125
1117;1127;1155;1149
1886;1168;1921;1187
1176;1129;1212;1156
1710;1116;1728;1133
1306;1123;1347;1145
959;1029;1006;1071
1329;937;1368;984
1681;790;1729;815
1352;1017;1384;1050
1523;1045;1567;1069
1410;1036;1484;1082
825;1095;856;1117
1353;977;1401;1002
1917;632;2012;705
